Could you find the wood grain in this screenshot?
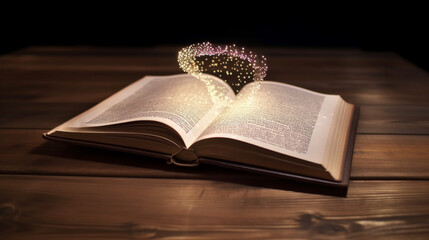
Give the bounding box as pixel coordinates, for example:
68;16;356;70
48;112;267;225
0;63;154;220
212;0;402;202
1;57;428;105
0;102;95;129
1;46;429;239
1;175;429;239
0;70;152;103
352;135;429;179
1;129;428;179
357;105;429;134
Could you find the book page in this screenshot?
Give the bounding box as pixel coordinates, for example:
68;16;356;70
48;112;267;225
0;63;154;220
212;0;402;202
196;81;340;164
55;74;235;148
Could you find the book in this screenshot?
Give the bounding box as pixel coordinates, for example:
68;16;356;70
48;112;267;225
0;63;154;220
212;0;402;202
43;74;359;187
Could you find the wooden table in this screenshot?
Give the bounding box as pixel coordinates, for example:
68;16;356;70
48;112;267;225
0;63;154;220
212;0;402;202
1;46;428;239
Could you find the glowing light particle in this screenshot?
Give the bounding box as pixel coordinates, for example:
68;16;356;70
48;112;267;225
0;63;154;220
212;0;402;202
177;42;268;106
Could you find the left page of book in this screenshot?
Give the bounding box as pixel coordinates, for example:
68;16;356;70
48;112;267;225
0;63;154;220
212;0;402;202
49;74;235;148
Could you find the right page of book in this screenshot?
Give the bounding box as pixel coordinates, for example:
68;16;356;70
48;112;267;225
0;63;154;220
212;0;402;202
196;81;342;165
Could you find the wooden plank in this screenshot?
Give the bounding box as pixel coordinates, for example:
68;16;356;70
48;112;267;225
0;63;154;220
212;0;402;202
357;105;429;134
3;47;425;89
1;54;426;81
0;70;146;103
1;175;429;239
0;48;411;64
10;46;182;56
0;55;180;72
1;47;427;240
1;47;428;106
0;129;237;179
12;47;420;82
1;68;428;105
0;129;428;179
351;135;429;179
0;102;95;129
1;48;426;78
1;57;425;83
7;46;395;58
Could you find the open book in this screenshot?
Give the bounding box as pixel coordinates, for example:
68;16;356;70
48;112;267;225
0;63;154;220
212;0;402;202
44;74;359;187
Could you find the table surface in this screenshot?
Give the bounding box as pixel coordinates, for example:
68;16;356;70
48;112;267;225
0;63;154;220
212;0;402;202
1;46;428;239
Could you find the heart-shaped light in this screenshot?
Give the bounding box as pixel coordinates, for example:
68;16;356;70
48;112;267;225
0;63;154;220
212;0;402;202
178;42;267;106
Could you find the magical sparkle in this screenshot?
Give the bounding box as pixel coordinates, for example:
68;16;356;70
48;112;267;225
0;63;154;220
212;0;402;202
178;42;267;106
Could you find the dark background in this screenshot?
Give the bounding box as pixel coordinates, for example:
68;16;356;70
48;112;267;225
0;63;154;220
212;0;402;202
2;5;427;71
